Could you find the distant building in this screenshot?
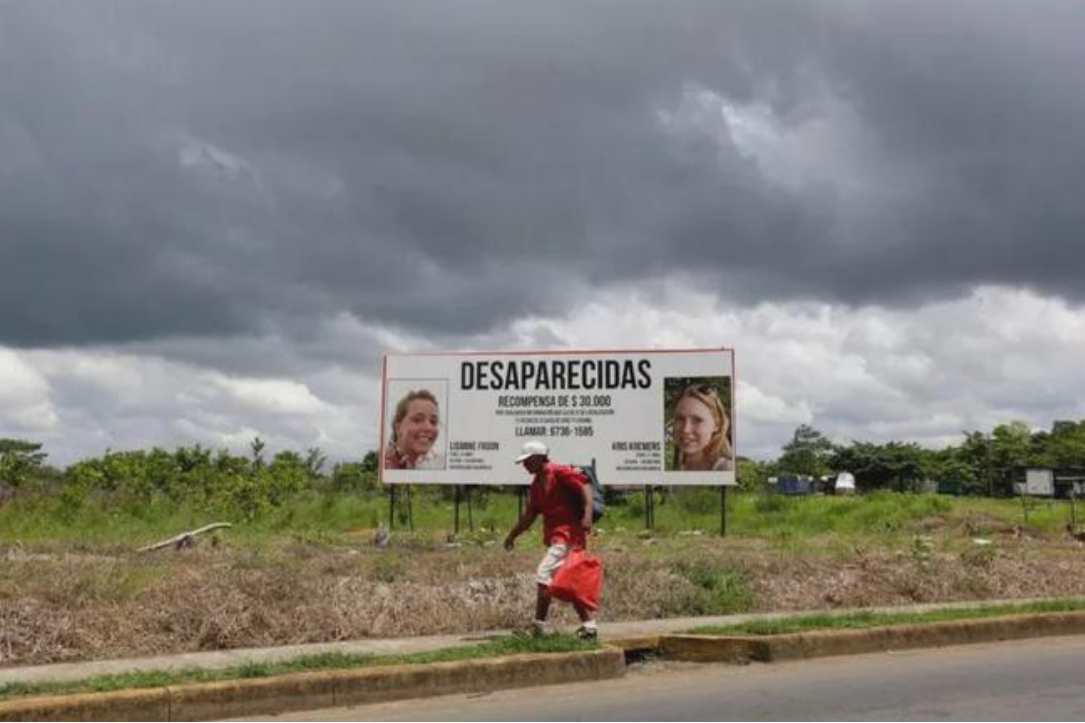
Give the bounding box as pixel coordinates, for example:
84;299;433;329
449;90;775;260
772;475;813;495
834;472;857;495
1010;467;1085;498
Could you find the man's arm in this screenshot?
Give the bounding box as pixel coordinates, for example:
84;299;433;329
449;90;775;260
580;479;593;532
504;508;538;550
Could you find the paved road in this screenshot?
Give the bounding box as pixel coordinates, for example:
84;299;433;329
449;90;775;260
241;635;1085;721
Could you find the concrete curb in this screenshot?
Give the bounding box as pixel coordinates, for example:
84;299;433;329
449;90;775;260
658;610;1085;663
607;635;661;653
0;648;625;722
5;610;1085;721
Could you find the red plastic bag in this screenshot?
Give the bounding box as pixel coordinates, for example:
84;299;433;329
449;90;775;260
548;550;603;611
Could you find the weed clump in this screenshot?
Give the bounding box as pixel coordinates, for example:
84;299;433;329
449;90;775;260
674;560;756;616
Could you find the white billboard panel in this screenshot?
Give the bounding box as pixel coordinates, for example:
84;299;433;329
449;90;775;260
380;348;735;486
1024;468;1055;496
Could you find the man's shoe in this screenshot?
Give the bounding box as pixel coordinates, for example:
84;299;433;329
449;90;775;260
575;624;599;641
518;620;551;638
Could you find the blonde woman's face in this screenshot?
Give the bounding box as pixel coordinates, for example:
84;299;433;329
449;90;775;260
673;396;717;457
396;399;439;458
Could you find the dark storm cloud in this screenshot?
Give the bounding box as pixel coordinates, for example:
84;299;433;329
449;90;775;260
2;0;1085;346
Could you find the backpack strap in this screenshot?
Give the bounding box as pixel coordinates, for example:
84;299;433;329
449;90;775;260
553;465;588;517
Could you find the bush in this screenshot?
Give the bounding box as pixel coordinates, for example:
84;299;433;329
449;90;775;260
56;445;342;521
216;472;269;521
674;560;756;615
673;487;721;515
330;463;378;493
754;486;785;513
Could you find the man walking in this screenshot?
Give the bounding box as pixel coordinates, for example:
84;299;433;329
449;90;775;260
504;440;599;639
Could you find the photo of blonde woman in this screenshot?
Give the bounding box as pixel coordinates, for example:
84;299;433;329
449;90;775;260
383;386;447;471
664;378;733;472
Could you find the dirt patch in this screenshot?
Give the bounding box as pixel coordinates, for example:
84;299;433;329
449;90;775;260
4;534;1085;667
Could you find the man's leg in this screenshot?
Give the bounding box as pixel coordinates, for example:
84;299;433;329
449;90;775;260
572;602;593;623
573;602;598;639
531;543;568;635
535;583;552;622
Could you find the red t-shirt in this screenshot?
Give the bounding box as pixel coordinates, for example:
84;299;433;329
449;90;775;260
527;463;589;549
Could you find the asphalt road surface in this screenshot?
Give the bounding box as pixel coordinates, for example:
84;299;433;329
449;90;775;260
241;635;1085;721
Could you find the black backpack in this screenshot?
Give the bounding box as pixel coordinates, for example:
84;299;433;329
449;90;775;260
578;464;605;523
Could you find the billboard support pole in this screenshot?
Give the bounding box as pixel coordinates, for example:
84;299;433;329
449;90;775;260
406;485;415;531
1071;487;1077;534
454;485;461;535
467;486;474;531
720;486;727;537
388;485;396;531
517;486;525;519
645;485;653;530
652;486;656;529
643;486;649;530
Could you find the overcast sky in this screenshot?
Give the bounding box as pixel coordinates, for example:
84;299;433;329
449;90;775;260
2;0;1085;466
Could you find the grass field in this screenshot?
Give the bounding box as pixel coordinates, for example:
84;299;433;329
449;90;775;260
3;488;1085;667
2;487;1077;549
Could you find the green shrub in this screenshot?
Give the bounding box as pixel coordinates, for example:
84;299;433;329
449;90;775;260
675;560;755;615
960;542;996;569
673;487;721;515
754;487;785;514
330;463;378;493
372;554;403;583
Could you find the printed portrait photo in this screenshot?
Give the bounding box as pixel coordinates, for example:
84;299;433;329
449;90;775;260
663;376;734;472
383;379;448;471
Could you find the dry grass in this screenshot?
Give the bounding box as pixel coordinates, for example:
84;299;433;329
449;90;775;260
5;529;1085;667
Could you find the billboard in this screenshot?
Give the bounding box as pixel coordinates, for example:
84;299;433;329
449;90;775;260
379;348;735;486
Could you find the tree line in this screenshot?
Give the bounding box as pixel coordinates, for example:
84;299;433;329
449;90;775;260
2;419;1085;512
0;437;380;519
745;420;1085;495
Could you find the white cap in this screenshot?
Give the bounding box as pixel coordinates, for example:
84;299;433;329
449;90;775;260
514;440;549;463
